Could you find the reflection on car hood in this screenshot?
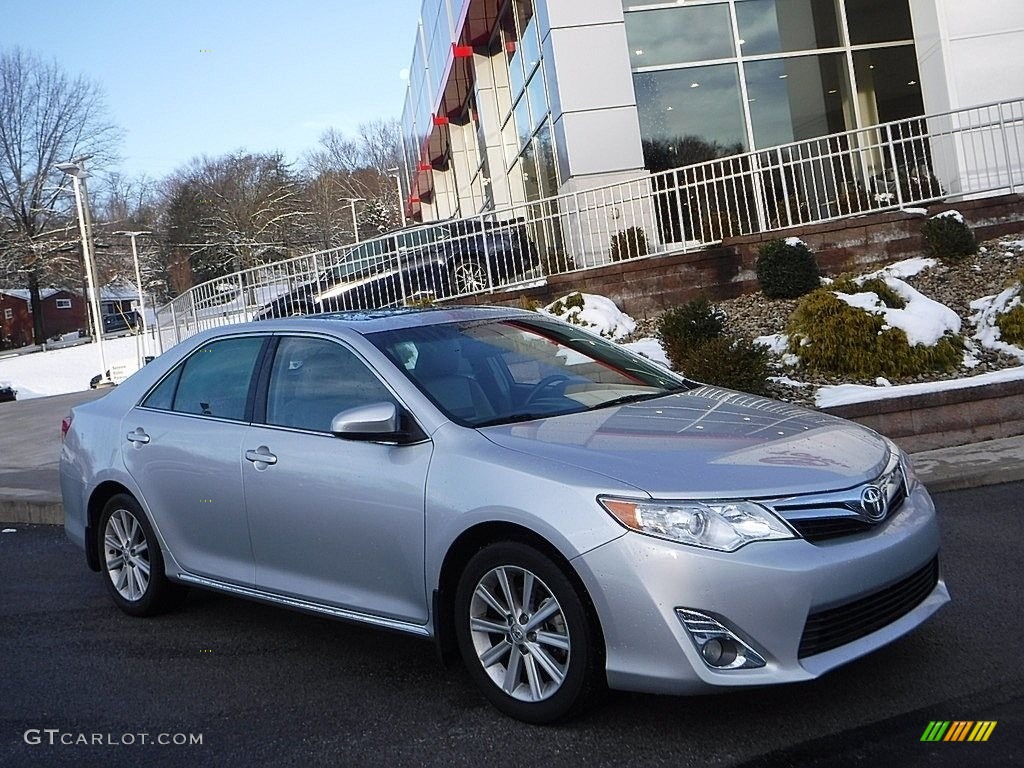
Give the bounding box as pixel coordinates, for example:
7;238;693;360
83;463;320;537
478;386;891;498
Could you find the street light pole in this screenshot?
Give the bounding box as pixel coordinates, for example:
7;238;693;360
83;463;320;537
342;197;365;243
56;159;108;383
386;167;407;228
115;230;152;361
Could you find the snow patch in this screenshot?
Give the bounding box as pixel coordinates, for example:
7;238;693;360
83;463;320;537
542;293;636;340
833;278;960;346
875;377;892;387
816;366;1024;408
754;333;789;355
901;207;928;215
1;529;15;534
784;237;806;247
621;337;673;370
769;376;811;388
860;257;937;281
970;287;1024;362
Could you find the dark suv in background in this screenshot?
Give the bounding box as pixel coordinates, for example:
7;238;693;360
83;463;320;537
257;218;538;318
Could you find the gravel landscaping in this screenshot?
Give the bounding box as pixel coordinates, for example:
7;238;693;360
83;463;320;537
622;232;1024;407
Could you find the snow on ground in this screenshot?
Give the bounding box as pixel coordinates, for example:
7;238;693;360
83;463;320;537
970;286;1024;362
901;208;928;215
860;257;936;281
785;236;806;247
816;365;1024;408
754;333;789;355
621;338;672;369
834;278;960;346
542;293;636;340
0;336;148;399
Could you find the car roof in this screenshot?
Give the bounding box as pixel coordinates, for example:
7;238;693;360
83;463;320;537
215;305;541;337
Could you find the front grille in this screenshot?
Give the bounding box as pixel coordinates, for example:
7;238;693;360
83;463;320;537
789;517;873;541
798;556;939;658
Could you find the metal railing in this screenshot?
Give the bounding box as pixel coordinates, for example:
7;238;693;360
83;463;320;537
153;98;1024;351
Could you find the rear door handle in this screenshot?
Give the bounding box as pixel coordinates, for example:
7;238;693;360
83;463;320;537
126;428;150;445
245;447;278;466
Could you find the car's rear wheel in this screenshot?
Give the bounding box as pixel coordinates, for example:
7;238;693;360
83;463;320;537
451;257;488;295
97;494;187;617
454;541;603;723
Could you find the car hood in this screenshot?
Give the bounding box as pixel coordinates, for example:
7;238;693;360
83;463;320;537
478;386;891;499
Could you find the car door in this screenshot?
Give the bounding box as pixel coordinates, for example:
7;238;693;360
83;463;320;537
121;334;267;585
242;334;432;623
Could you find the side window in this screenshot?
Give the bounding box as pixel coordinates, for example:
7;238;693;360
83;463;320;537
265;337;396;432
170;337;264;420
142;366;182;411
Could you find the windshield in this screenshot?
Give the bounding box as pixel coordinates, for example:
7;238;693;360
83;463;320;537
367;317;691;427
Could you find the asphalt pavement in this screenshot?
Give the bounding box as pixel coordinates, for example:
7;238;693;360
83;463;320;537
0;482;1021;767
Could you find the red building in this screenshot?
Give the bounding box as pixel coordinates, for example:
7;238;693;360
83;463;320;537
0;289;87;347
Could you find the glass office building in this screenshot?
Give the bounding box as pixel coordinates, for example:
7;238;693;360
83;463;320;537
399;0;1023;223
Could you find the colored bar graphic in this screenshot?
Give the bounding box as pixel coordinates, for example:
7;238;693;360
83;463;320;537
920;720;997;742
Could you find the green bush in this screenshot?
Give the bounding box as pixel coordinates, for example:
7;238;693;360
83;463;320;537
787;287;963;378
756;238;821;299
996;300;1024;346
656;298;725;365
922;213;977;262
610;226;649;262
678;336;771;395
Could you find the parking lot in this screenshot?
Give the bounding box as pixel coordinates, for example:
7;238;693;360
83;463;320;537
0;482;1020;767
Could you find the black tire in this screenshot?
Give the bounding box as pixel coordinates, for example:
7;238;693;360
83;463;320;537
454;541;604;723
97;494;188;617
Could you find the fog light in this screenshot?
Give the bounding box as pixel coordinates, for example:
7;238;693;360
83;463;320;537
676;608;766;670
701;638;738;668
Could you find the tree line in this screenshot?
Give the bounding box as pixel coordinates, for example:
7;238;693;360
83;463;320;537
0;47;403;342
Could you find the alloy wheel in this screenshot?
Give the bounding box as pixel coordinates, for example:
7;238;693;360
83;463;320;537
468;565;571;702
453;260;488;294
103;508;151;602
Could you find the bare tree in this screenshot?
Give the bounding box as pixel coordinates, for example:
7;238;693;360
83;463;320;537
302;119;404;243
0;47;120;341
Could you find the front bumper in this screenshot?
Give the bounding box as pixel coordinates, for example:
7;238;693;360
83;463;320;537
573;483;948;695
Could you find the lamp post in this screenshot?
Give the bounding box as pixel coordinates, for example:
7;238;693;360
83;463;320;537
342;197;365;243
386;167;407;228
55;158;108;383
114;230;151;361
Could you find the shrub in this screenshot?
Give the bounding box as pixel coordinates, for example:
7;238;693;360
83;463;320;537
756;238;821;299
404;293;436;308
787;287;963;378
995;301;1024;346
677;336;771;395
656;297;725;365
610;226;648;262
518;295;542;312
922;212;977;262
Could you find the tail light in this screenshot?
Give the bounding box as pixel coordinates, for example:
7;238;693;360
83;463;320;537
61;414;72;441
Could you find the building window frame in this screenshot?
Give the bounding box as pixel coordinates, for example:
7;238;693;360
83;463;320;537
55;298;72;310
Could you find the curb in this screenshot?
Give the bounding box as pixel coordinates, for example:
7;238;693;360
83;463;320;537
0;500;63;526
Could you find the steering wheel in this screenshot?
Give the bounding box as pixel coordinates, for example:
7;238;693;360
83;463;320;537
524;374;572;406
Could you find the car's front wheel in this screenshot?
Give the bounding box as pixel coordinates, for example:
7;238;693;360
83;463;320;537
97;494;187;616
454;541;603;723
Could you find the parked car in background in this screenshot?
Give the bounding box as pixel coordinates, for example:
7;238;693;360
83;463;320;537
102;310;141;335
60;307;947;723
256;219;538;319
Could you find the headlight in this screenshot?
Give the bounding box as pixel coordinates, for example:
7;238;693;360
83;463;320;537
886;439;920;492
599;497;795;552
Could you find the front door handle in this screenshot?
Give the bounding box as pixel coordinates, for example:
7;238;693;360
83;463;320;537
126;428;150;445
245;447;278;466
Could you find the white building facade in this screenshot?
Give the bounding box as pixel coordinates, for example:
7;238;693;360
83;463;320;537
399;0;1023;224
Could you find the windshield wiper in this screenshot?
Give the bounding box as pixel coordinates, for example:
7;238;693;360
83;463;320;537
473;412;559;428
589;387;688;411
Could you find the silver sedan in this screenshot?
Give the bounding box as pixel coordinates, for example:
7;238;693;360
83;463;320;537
60;306;948;722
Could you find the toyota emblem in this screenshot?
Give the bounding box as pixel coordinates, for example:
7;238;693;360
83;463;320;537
860;485;888;521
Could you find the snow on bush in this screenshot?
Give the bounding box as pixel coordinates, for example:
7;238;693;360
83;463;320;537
834;277;961;347
542;292;636;340
970;285;1024;362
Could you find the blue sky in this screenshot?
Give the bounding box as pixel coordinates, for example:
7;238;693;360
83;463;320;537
2;0;423;179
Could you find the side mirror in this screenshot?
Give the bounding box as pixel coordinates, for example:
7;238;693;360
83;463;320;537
330;402;399;439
